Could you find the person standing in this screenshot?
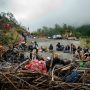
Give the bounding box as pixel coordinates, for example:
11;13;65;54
28;43;33;59
49;44;53;53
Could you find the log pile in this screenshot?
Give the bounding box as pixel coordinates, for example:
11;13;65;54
0;61;90;90
0;71;90;90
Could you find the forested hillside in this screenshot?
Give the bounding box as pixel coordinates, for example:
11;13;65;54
0;12;28;46
31;24;90;38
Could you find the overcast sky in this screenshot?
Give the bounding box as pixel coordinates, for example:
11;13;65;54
0;0;90;31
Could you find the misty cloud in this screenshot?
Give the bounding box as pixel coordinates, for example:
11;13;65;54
0;0;90;31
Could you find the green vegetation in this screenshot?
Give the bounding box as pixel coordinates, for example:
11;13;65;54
31;24;90;48
31;24;90;38
0;12;28;46
80;38;90;48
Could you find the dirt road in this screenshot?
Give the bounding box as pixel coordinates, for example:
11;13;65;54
25;38;80;60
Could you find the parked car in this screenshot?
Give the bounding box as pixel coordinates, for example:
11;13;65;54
52;34;62;39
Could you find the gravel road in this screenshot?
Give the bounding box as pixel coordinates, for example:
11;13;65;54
25;38;80;60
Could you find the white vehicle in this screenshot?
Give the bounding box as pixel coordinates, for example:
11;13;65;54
52;35;56;39
52;34;62;39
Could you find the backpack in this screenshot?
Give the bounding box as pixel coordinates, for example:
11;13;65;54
64;71;79;83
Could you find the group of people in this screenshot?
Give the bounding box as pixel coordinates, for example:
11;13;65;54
1;41;39;62
48;42;76;54
48;42;90;58
56;42;70;53
2;46;20;62
2;40;90;64
1;40;90;83
24;42;90;82
74;46;90;62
